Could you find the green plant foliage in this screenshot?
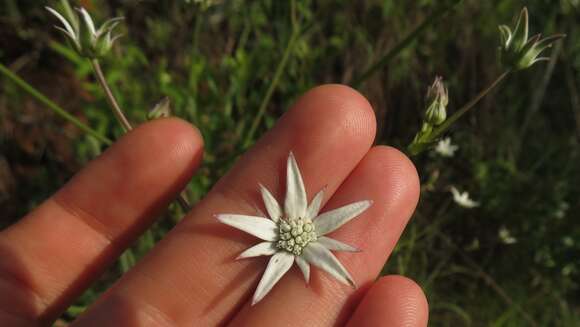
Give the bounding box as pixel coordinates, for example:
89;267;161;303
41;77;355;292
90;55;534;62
0;0;578;324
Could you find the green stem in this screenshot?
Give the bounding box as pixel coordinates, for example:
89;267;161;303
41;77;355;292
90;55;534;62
0;63;112;145
244;0;299;147
90;59;133;132
90;59;192;211
430;71;510;140
351;0;462;89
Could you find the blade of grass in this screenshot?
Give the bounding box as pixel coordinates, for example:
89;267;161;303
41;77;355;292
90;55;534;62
0;62;112;145
351;0;462;89
243;0;300;147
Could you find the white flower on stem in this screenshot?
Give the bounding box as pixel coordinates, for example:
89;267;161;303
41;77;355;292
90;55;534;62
450;186;479;208
216;153;372;305
434;137;458;157
46;3;123;59
498;226;517;244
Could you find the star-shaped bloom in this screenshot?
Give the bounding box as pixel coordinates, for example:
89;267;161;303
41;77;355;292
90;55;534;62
216;153;372;305
434;137;458;157
450;186;479;209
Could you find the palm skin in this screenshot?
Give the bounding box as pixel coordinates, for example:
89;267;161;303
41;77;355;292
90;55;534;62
0;85;428;326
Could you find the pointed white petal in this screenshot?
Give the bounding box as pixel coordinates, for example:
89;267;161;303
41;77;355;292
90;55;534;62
252;252;294;305
285;152;307;219
55;26;78;42
236;242;277;259
78;7;96;36
314;200;372;236
303;242;356;287
317;236;360;252
46;7;77;37
295;256;310;283
306;188;325;219
260;184;282;222
216;214;277;241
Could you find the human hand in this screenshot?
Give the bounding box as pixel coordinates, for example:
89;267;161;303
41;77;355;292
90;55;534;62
0;85;427;326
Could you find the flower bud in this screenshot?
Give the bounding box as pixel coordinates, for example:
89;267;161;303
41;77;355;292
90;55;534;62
498;7;565;71
147;97;172;120
47;2;123;59
424;76;448;125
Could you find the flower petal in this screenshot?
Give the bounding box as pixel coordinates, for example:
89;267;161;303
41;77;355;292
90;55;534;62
252;252;294;305
78;7;96;36
303;242;356;287
295;256;310;283
306;188;325;219
316;236;360;252
236;242;277;260
216;214;277;241
314;200;372;236
285;152;307;219
259;184;282;222
46;7;77;38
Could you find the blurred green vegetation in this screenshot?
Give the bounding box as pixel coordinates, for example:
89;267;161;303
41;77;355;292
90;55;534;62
1;0;579;325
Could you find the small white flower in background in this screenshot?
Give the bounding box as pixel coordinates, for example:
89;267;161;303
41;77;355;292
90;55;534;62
46;2;123;59
553;201;569;219
562;236;574;247
498;226;517;244
434;137;459;157
217;153;372;305
450;186;479;208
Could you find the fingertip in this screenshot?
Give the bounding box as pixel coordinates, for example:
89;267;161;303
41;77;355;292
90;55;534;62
290;84;377;150
347;275;428;327
131;118;204;168
364;146;420;216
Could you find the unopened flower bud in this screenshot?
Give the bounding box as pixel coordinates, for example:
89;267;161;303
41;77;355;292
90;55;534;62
498;7;565;71
424;76;448;125
147;97;172;120
47;2;123;59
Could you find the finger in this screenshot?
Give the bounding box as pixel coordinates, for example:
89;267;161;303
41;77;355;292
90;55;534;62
346;275;429;327
0;118;203;324
228;146;420;326
73;84;377;326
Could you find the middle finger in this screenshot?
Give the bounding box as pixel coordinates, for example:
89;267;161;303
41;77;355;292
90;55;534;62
74;84;376;326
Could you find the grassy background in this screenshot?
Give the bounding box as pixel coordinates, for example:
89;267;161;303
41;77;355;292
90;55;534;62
1;0;579;325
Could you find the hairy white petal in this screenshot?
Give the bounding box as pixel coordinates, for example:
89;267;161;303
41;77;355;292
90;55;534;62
252;252;294;305
285;152;307;219
216;214;277;241
260;184;282;222
78;7;96;36
295;256;310;283
306;188;325;219
314;200;372;236
236;242;277;260
46;7;77;38
303;242;356;287
317;236;360;252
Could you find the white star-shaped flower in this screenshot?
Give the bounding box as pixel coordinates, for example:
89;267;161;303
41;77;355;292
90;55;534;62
434;137;459;157
216;153;372;305
450;186;479;208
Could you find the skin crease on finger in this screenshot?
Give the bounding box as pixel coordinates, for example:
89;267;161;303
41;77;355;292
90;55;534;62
227;146;420;326
73;85;379;326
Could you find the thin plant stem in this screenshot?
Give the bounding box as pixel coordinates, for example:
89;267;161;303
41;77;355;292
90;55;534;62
244;0;299;147
0;63;112;145
351;0;462;88
90;59;192;211
90;59;133;132
430;71;511;140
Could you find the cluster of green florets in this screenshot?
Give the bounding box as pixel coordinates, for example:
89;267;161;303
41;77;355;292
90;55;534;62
276;217;317;255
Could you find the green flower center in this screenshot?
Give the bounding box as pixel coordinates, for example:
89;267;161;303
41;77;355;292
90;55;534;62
276;217;317;255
